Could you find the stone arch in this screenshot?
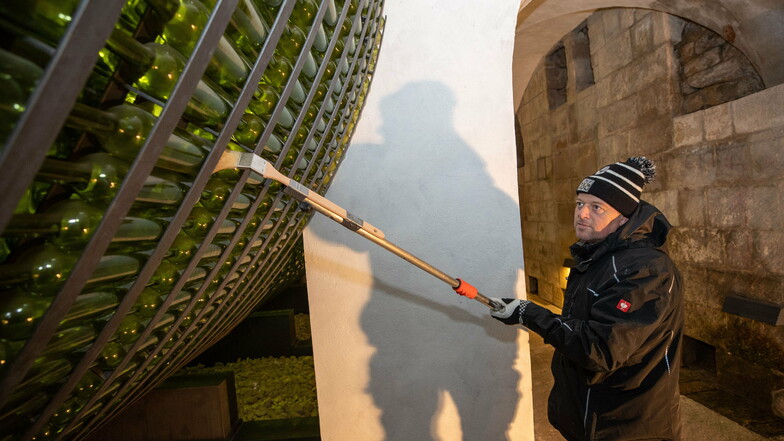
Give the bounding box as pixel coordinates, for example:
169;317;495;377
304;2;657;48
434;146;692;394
513;0;784;107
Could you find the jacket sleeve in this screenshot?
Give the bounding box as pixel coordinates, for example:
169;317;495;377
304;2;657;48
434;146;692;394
520;257;678;374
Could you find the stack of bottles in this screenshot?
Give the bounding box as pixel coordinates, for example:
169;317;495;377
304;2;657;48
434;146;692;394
0;0;385;439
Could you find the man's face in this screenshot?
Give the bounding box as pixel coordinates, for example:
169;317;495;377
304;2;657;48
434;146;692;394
573;193;628;243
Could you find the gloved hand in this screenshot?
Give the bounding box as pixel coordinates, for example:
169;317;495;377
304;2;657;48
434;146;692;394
490;298;525;325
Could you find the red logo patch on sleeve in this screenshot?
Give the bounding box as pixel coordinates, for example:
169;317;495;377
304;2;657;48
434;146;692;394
616;299;632;312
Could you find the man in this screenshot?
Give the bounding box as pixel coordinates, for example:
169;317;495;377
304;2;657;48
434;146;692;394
483;157;683;440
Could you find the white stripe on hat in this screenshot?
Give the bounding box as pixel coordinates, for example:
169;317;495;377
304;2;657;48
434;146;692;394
591;175;640;203
616;161;645;178
605;169;642;192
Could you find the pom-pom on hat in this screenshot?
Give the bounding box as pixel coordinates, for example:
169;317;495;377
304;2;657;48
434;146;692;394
576;157;656;217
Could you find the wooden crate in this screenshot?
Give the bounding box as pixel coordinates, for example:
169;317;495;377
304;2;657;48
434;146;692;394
85;373;238;441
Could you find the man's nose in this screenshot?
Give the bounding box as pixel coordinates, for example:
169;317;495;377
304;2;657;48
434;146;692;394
577;206;590;218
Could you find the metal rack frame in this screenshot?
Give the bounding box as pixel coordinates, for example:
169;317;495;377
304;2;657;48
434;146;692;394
0;0;386;439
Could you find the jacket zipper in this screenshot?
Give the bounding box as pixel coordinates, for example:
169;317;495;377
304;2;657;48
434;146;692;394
583;387;592;428
664;331;674;375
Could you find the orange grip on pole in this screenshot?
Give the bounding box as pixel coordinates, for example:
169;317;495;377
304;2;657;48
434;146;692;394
453;278;478;299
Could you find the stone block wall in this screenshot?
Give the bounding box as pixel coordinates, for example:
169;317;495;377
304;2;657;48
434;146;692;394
517;7;784;415
517;8;683;307
670;83;784;407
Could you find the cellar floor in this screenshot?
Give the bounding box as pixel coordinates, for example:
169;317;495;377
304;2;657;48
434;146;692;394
527;296;784;441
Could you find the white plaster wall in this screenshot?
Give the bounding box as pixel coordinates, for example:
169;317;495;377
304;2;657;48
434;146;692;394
303;1;533;440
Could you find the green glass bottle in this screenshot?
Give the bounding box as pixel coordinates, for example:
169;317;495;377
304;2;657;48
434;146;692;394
229;0;270;60
10;180;50;218
0;0;81;45
115;313;143;346
145;0;208;56
262;133;285;155
105;28;228;126
249;1;280;33
324;0;339;27
40;325;96;359
260;56;306;106
65;103;207;174
321;60;342;94
186;266;209;288
164;233;198;266
0;243;141;297
145;0;250;94
277;26;319;81
329;37;347;63
49;396;85;429
36;153;125;205
0;290;53;339
311;21;329;54
98;340;126;369
248;83;296;128
182;207;239;239
289;0;317;29
135;286;164;318
337;0;360;17
233;113;265;146
303;103;327;134
0;245;76;296
84;254;141;287
279;145;305;172
134;174;188;208
156;131;210;175
135;334;160;358
34;153;189;220
3;199;163;251
73;369;103;401
255;0;283;8
17;358;71;392
167;289;193;310
291;125;320;153
336;14;353;40
165;232;223;264
0;393;47;432
205;37;250;93
148;260;179;288
199;178;253;212
0;49;44;147
148;260;208;290
313;82;336;114
0;339;24;374
60;291;119;328
151;312;176;333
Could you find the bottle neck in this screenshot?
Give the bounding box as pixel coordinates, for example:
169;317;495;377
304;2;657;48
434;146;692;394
105;27;154;72
37;153;128;204
65;102;118;139
37;157;93;187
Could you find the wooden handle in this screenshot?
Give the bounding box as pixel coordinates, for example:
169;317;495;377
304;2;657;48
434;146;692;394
213;150;385;239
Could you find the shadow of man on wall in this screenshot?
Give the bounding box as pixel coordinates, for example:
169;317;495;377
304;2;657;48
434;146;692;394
312;80;526;440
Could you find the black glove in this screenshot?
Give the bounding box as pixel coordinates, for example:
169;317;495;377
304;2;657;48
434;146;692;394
489;298;528;326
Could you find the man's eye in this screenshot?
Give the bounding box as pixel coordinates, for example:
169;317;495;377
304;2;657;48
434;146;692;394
593;205;604;212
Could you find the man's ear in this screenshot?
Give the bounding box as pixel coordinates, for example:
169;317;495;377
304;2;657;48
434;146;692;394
619;216;629;225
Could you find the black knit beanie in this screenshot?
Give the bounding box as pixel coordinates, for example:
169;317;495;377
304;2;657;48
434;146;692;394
576;157;656;217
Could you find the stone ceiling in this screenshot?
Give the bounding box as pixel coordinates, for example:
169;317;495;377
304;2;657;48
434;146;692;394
513;0;784;108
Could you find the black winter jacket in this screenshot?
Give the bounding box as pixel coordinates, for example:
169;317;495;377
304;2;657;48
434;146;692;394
520;201;683;440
